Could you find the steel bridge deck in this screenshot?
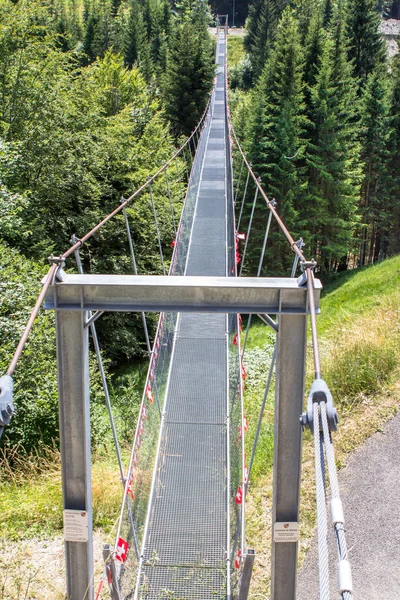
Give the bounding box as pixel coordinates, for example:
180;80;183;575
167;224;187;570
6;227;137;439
138;31;230;600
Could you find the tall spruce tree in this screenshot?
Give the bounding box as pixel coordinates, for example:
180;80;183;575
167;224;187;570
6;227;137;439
124;0;146;67
358;67;392;265
304;32;362;269
387;53;400;255
302;10;325;108
244;0;288;80
246;8;307;272
163;21;214;135
323;0;333;27
346;0;386;89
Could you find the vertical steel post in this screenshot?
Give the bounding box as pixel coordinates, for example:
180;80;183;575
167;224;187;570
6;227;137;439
56;309;93;600
238;549;256;600
270;312;307;600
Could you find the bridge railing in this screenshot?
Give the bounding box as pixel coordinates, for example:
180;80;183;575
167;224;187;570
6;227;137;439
114;82;214;600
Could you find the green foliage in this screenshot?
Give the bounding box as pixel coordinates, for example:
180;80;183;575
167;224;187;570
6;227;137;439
246;8;307;273
0;244;59;451
245;0;287;80
346;0;386;89
317;256;400;405
303;9;362;269
0;242;146;452
386;52;400;255
325;334;399;403
243;255;400;485
163;21;214;135
242;342;275;480
358;66;392;265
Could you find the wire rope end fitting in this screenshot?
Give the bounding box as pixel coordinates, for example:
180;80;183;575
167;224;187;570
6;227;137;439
48;254;67;282
338;559;353;594
300;378;339;433
0;375;14;438
69;234;83;248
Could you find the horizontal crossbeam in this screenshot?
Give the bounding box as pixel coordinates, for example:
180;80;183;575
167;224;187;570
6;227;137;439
44;273;321;314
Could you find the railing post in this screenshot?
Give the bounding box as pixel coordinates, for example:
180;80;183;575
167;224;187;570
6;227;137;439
56;309;93;600
239;549;256;600
270;312;307;600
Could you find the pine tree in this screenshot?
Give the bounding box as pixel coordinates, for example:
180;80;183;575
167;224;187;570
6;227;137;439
358;67;392;265
323;0;333;28
91;8;113;59
325;1;363;269
386;53;400;255
82;13;97;62
163;21;214;135
346;0;386;89
244;0;288;81
304;32;362;269
124;0;146;67
302;10;325;108
246;8;307;272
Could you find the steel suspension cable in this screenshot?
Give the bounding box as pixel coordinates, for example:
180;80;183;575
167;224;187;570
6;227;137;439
321;402;353;600
227;77;353;600
228;121;306;266
234;155;245;205
122;204;152;355
237;170;250;231
314;402;330;600
148;181;166;276
246;345;276;487
165;170;177;236
5;263;58;377
239;187;259;277
305;267;322;379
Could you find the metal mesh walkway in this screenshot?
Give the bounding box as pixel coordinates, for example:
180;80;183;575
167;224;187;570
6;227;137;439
137;30;231;600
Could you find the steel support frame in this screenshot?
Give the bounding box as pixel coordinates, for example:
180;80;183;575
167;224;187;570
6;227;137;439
270;312;307;600
45;274;321;314
48;275;316;600
55;309;93;600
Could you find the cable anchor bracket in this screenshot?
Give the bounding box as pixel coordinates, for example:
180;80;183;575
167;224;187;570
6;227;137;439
300;378;339;434
297;257;316;286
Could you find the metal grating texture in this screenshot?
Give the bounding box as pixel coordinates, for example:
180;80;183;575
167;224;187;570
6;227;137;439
124;27;242;600
177;313;226;339
140;566;226;599
165;338;227;424
143;422;226;566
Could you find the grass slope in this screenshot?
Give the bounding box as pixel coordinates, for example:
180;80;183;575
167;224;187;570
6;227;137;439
244;256;400;598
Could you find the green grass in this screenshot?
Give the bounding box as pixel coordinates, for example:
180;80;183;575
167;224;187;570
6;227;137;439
0;446;124;541
318;255;400;336
243;256;400;484
244;256;400;596
227;36;245;66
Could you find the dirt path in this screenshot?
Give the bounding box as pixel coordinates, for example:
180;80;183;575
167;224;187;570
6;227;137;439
0;535;106;599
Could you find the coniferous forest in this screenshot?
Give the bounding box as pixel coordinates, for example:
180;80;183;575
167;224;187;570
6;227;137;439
231;0;400;273
1;0;400;453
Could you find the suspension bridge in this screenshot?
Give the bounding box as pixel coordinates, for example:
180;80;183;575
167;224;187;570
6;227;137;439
0;17;353;600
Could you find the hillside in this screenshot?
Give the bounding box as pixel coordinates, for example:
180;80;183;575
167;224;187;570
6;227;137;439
243;255;400;596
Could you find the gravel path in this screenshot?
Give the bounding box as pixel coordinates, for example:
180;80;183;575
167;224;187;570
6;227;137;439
297;411;400;599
